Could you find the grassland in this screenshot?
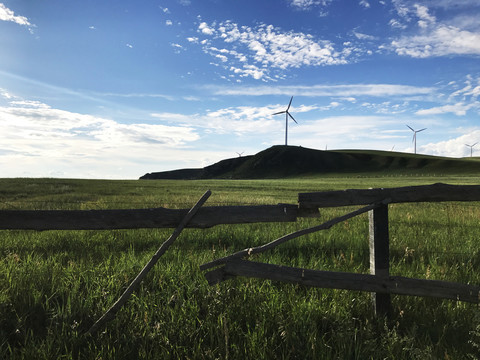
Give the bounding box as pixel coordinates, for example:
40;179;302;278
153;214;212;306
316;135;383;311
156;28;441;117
1;176;480;359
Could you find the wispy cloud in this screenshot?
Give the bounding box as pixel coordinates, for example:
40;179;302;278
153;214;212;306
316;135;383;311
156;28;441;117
290;0;333;10
353;31;377;41
203;83;434;98
415;75;480;115
289;115;408;151
416;102;477;116
359;0;370;9
93;92;175;101
152;102;321;138
389;1;480;57
193;21;357;80
392;25;480;57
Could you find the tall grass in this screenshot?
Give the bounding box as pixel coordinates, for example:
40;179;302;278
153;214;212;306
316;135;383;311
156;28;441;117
0;177;479;359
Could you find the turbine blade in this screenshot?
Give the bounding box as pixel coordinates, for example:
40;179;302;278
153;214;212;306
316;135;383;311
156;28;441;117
474;143;479;147
272;111;286;115
287;96;293;111
417;128;427;132
406;124;414;132
288;112;298;124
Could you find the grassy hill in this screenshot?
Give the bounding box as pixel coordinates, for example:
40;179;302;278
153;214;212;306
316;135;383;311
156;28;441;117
140;145;480;179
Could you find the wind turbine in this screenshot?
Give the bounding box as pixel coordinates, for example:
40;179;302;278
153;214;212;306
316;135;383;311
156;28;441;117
273;96;297;146
406;125;426;154
236;151;244;157
465;143;478;157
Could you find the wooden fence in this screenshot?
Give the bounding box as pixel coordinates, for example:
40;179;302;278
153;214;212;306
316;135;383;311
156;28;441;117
201;183;480;316
2;182;480;317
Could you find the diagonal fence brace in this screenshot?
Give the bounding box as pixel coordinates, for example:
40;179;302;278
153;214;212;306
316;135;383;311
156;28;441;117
85;190;211;336
200;199;391;273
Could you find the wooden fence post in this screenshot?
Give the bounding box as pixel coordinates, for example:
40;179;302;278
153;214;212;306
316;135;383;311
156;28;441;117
369;203;392;317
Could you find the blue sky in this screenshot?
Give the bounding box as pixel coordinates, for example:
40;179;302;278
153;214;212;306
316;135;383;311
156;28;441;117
1;0;479;179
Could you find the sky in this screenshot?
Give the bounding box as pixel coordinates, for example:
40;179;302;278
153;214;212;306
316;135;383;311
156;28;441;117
1;0;480;179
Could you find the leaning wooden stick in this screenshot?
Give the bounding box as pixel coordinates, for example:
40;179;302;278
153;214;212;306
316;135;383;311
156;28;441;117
200;198;391;271
86;190;212;336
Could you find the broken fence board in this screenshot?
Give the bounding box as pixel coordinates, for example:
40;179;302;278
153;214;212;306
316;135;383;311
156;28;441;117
220;260;480;303
0;204;298;230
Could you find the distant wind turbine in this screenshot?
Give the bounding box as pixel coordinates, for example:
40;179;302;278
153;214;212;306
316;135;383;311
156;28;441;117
465;143;478;157
236;151;244;157
406;125;426;154
273;96;297;146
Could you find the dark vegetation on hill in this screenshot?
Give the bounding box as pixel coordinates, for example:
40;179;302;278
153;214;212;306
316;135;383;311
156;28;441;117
140;145;480;179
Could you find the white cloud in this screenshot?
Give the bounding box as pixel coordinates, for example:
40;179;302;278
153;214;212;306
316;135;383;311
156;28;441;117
447;76;480;101
0;98;200;178
415;102;476;116
389;19;407;29
390;2;480;57
171;43;184;53
126;43;133;48
393;25;480;57
421;129;480;158
414;4;436;28
96;92;174;101
166;20;173;26
199;22;215;35
153;103;319;137
359;0;370;8
0;3;31;26
194;21;357;80
204;83;434;98
292;115;403;150
353;31;377;40
290;0;333;10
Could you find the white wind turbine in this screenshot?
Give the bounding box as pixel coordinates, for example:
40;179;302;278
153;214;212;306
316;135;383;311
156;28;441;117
273;96;298;146
406;125;426;154
465;143;478;157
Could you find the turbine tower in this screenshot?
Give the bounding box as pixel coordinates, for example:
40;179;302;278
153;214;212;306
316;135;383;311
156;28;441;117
406;125;426;154
465;143;478;157
273;96;297;146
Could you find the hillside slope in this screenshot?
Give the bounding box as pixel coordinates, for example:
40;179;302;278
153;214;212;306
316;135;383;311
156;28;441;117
140;146;480;179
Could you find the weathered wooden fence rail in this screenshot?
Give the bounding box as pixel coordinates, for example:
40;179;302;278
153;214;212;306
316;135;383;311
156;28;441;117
298;182;480;208
2;183;480;316
0;204;299;230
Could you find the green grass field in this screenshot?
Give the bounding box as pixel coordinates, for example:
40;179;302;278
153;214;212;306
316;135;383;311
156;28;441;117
1;176;480;359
